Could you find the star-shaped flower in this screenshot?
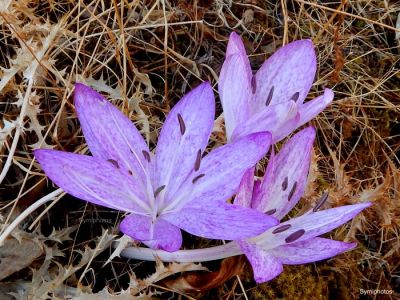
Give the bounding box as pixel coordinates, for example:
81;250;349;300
234;127;371;282
219;32;334;143
34;83;278;252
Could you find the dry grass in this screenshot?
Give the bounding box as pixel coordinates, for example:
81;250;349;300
0;0;399;299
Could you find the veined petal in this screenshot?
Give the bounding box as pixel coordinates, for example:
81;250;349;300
120;214;182;252
35;149;148;214
166;132;271;210
238;241;283;283
271;237;356;265
74;83;150;183
252;127;316;219
253;40;317;112
163;201;278;240
219;53;252;140
155;82;215;205
298;88;334;127
231;101;298;142
255;202;371;250
226;32;247;57
233;167;255;208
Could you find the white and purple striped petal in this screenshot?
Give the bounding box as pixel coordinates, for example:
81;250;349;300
163;201;278;240
120;214;182;252
270;237;356;265
219;53;252;140
252;127;316;219
34;149;149;214
155;82;215;207
169;132;272;209
74;83;151;184
254;202;371;249
252;40;317;113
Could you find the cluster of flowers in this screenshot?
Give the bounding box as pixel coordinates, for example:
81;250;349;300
35;33;370;283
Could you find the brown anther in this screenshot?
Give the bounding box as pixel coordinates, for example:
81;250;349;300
154;185;166;198
194;149;202;171
288;181;297;201
272;224;291;234
265;209;276;215
313;191;329;212
251;76;257;94
192;173;205;184
142;150;151;162
265;86;274;106
291;92;300;102
285;229;305;243
177;113;186;135
282;177;288;191
107;159;119;169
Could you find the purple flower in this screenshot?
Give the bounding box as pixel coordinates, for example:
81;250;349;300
234;127;371;282
34;83;278;252
219;32;334;142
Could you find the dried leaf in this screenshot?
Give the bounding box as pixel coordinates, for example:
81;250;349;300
0;236;44;280
161;256;246;295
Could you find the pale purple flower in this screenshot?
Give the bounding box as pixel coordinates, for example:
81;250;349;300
219;32;334;142
234;127;371;282
34;83;278;252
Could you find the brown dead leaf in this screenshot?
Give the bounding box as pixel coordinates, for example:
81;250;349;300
0;236;44;280
160;256;247;295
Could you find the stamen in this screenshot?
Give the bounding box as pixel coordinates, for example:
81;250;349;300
194;149;202;171
251;76;257;94
272;224;291;234
313;191;329;212
192;173;205;184
282;177;288;191
265;86;274;106
285;229;305;243
177;113;186;135
154;185;166;198
142;150;151;162
107;159;119;169
265;209;276;215
291;92;300;102
288;181;297;201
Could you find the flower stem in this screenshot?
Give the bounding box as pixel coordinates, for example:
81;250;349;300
118;241;243;263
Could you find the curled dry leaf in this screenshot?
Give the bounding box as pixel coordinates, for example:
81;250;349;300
160;256;247;295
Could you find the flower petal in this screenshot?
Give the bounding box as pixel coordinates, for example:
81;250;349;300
233;167;255;208
219;53;252;140
155;82;215;205
169;132;271;209
226;32;247;57
120;214;182;252
238;241;283;283
74;83;150;183
255;202;371;250
163;201;278;240
271;237;356;264
252;127;316;219
253;40;317;112
231;100;298;142
298;88;334;127
35;149;148;214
